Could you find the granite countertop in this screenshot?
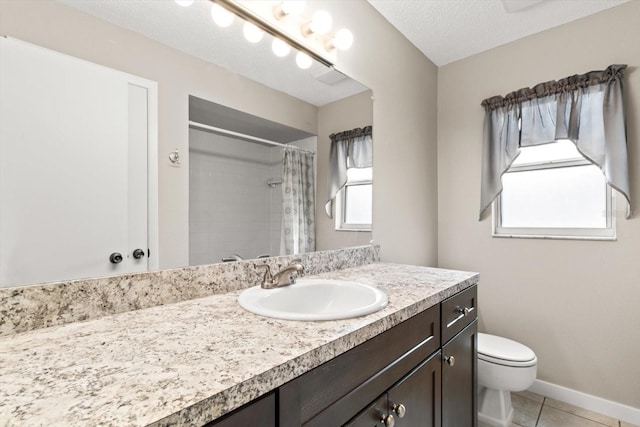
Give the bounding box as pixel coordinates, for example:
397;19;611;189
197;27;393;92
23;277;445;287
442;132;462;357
0;262;479;426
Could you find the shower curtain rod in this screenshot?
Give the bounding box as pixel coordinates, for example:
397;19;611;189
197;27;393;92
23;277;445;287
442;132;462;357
189;120;315;155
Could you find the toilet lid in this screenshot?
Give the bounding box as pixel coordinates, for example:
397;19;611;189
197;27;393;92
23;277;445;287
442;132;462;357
478;333;537;367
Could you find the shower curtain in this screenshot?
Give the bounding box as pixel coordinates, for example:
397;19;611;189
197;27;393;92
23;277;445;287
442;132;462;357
280;148;315;255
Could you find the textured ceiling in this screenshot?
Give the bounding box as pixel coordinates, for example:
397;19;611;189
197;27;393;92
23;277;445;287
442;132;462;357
367;0;630;66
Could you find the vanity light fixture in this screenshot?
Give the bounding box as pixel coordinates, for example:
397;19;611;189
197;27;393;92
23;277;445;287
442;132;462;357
273;1;306;19
211;3;235;27
211;0;338;67
295;51;312;69
305;10;332;36
328;28;354;51
243;21;264;43
272;38;291;57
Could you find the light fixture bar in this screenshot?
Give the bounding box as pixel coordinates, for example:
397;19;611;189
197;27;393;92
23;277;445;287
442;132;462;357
210;0;335;68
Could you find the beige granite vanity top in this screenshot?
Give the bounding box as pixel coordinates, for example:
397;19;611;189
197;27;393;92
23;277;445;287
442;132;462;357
0;262;478;426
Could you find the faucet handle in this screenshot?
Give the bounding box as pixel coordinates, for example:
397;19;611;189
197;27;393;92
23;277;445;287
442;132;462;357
289;258;305;276
255;264;273;286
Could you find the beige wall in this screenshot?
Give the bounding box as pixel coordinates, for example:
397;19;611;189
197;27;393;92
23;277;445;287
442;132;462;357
316;91;373;251
325;1;439;265
438;1;640;407
0;0;439;269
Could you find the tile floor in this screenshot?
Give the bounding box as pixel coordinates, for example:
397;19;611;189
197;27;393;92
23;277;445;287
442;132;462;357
478;391;638;427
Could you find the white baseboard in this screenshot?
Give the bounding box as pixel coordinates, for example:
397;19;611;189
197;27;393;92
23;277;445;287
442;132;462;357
528;379;640;425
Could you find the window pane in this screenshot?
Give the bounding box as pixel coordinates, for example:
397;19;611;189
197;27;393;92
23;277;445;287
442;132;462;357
344;184;372;224
512;139;583;165
501;165;607;228
347;167;372;181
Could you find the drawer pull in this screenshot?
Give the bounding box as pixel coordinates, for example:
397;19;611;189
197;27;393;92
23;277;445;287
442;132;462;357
457;306;471;316
446;306;474;328
392;403;406;418
445;355;456;366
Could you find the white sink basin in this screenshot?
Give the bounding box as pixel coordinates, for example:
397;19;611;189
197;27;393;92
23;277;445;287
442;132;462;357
238;279;388;321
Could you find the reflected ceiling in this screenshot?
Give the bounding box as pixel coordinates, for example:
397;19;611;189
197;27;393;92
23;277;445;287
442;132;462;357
57;0;367;106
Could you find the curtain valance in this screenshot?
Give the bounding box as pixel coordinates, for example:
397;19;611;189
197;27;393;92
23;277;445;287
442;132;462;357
325;126;373;218
479;64;630;219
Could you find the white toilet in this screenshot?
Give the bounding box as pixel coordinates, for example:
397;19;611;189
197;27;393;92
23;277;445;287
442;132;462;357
477;333;538;427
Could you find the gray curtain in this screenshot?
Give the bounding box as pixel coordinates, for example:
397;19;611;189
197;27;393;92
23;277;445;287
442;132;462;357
479;64;630;219
281;148;315;255
325;126;373;218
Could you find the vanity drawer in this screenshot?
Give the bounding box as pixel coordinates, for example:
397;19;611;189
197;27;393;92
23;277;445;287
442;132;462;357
441;285;477;344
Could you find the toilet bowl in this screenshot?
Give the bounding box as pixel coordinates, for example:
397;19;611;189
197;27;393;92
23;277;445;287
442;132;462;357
477;333;537;427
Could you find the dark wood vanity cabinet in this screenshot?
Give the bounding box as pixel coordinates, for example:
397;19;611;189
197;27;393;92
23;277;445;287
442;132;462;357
205;392;275;427
441;286;478;427
208;286;477;427
345;351;442;427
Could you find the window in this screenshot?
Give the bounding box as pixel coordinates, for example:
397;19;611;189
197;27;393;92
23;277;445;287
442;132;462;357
494;140;615;240
335;166;372;231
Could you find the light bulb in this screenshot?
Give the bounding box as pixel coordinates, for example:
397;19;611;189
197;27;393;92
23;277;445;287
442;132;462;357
281;1;305;16
333;28;353;50
296;52;312;69
243;22;264;43
210;3;234;28
271;38;291;57
175;0;194;7
308;10;332;35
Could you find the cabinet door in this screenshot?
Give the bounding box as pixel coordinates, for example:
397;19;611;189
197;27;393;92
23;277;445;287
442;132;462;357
205;392;275;427
388;351;442;427
344;395;387;427
442;320;477;427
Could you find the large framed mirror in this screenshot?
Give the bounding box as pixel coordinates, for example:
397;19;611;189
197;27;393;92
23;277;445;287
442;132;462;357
0;0;373;288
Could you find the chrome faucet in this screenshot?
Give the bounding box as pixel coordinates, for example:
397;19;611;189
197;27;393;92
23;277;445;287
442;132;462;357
256;259;305;289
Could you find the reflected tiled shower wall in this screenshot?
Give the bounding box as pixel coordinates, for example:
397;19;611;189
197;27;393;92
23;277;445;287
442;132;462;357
189;129;273;265
189;129;317;265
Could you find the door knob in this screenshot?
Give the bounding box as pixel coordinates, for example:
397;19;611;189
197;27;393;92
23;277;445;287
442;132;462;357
109;252;123;264
132;248;145;259
445;355;456;366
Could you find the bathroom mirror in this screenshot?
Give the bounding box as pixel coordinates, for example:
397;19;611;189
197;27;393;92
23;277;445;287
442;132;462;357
0;0;373;288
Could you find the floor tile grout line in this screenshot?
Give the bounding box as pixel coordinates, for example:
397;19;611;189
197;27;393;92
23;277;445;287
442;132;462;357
534;396;545;426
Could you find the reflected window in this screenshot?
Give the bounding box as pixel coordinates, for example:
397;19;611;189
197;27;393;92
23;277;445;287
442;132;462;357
336;166;372;231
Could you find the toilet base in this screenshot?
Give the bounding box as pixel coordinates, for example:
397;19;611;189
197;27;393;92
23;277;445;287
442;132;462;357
478;386;514;427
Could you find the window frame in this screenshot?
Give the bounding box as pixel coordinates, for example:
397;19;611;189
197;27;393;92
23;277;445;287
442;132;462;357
335;168;372;232
493;157;616;240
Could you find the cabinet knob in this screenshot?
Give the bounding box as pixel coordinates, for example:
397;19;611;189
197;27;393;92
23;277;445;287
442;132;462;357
381;414;395;427
445;355;456;366
392;403;406;418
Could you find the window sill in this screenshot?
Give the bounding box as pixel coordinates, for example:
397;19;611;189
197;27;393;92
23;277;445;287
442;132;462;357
492;233;616;241
335;227;372;232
